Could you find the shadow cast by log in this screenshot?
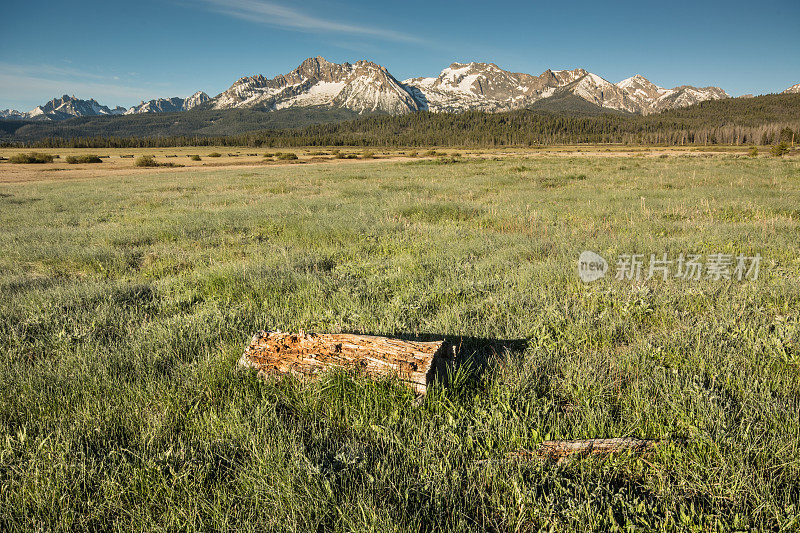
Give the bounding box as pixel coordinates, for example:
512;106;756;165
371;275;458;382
342;331;531;389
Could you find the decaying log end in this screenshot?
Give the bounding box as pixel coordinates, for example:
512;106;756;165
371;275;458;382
239;330;452;395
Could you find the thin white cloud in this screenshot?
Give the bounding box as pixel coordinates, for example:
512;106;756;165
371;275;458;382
198;0;425;44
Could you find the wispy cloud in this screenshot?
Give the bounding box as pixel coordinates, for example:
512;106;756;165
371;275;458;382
0;62;180;111
198;0;425;44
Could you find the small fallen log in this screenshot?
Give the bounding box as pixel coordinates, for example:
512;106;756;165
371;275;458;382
476;438;660;465
535;437;658;460
240;331;451;395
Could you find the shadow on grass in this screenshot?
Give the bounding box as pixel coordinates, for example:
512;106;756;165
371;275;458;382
341;330;530;391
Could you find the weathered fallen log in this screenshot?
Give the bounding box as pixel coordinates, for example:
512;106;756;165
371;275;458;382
536;437;658;460
239;331;451;395
476;438;660;465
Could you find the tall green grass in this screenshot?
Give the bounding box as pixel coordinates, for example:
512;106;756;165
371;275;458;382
1;155;799;531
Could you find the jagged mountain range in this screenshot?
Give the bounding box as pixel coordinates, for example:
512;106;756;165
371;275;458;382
124;91;210;115
1;92;210;121
2;56;797;121
201;57;733;116
0;95;127;121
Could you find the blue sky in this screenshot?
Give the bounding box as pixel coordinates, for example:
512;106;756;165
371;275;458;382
1;0;798;111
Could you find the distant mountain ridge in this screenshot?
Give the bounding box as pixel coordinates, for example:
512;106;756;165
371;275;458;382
21;95;127;121
5;92;210;121
125;91;210;115
0;109;25;119
7;57;796;122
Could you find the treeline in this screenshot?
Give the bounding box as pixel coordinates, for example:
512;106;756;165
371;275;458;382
10;93;800;149
1;106;361;146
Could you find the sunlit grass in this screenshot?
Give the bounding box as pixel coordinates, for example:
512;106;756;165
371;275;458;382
1;155;799;530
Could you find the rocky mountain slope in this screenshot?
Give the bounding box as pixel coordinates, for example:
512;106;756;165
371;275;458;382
783;83;800;94
0;109;25;119
20;95;127;121
404;64;728;115
125;91;210;114
401;63;588;112
0;57;743;121
5;93;210;121
211;56;420;114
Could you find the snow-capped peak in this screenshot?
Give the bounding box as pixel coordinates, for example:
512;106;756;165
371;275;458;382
1;58;741;121
783;83;800;94
618;74;659;89
210;57;421;114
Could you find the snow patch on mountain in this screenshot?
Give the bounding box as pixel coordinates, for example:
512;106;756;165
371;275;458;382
17;95;123;121
0;109;25;119
183;91;210;110
210;56;420;114
1;58;742;121
126;92;210;114
274;81;345;109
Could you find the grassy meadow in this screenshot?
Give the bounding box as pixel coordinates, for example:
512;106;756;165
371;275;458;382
1;152;799;530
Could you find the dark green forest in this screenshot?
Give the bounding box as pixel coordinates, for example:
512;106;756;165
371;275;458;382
1;106;362;145
3;93;798;148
